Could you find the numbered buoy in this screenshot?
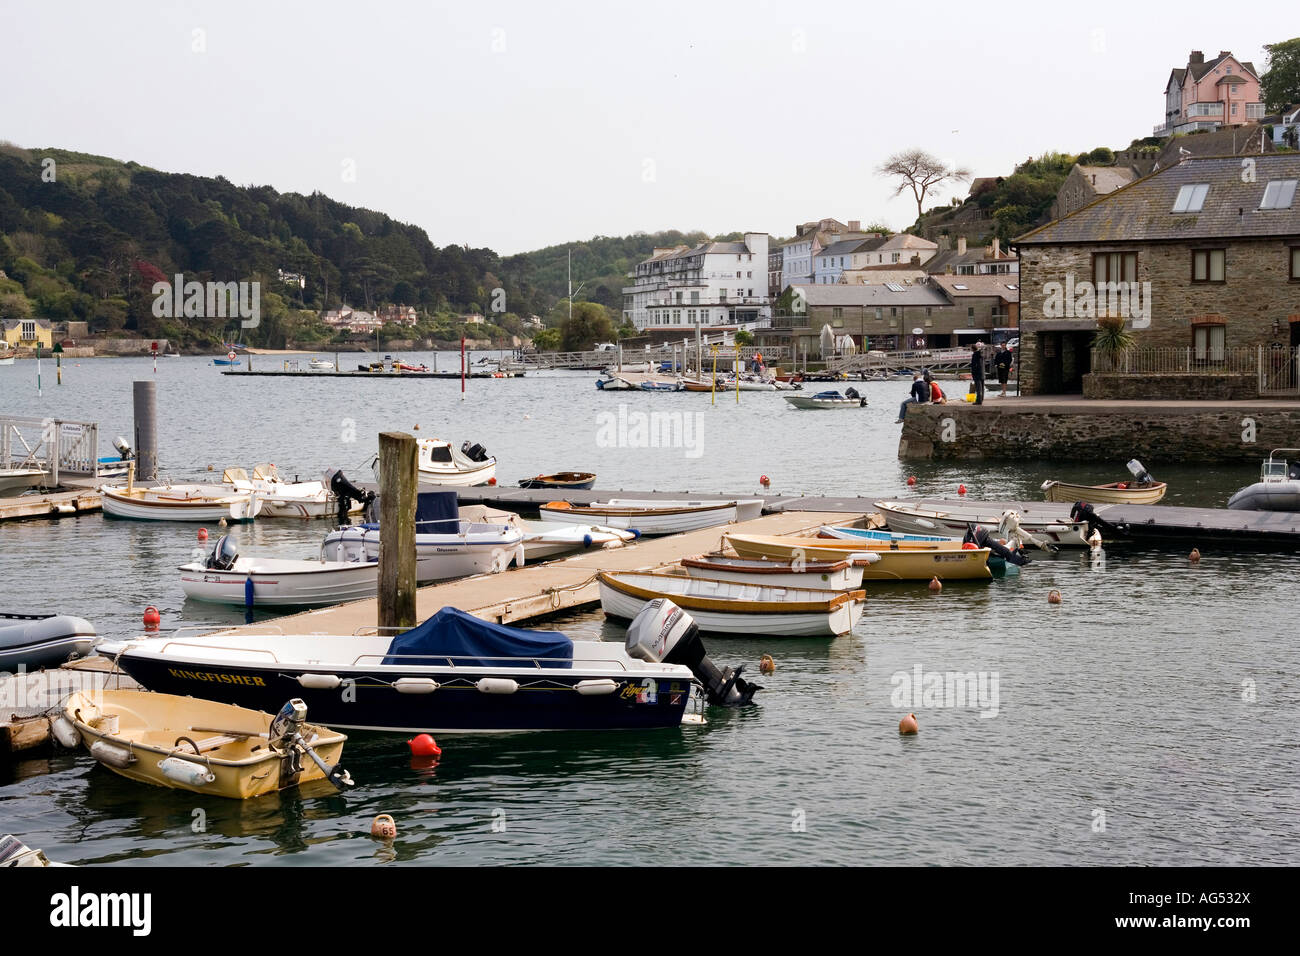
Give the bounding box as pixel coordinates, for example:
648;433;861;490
1048;589;1062;604
142;606;161;630
899;713;919;735
407;734;441;757
759;653;775;675
371;814;397;839
928;576;942;592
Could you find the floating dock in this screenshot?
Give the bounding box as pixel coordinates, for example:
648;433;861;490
0;657;141;762
0;481;102;524
221;369;523;379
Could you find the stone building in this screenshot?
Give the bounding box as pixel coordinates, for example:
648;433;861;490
1013;154;1300;395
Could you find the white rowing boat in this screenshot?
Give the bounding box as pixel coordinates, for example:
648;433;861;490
100;480;262;522
538;498;763;536
598;571;864;637
872;499;1090;548
678;553;871;590
459;505;636;561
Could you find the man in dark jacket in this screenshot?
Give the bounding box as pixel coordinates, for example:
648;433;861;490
970;342;986;405
993;342;1013;397
896;372;929;423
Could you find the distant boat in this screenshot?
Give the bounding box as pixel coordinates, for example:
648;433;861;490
371;438;496;487
0;350;18;366
639;380;682;392
595;376;635;390
518;472;596;490
1228;448;1300;511
212;358;240;367
100;479;263;522
783;389;867;409
309;358;334;371
539;498;763;536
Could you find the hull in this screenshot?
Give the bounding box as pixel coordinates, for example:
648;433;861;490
1228;481;1300;511
680;556;865;591
518;473;597;490
65;690;346;799
598;573;863;637
595;377;635;390
101;485;262;522
417;461;496;487
538;500;746;535
723;533;992;581
0;613;97;670
819;526;958;544
783;395;863;409
0;470;47;495
322;524;524;583
104;636;694;733
873;500;1090;548
179;559;379;608
1042;480;1167;504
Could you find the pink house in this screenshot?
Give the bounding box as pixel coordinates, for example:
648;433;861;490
1158;50;1263;136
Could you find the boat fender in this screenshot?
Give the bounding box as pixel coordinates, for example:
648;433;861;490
476;678;519;695
297;673;343;690
628;528;642;539
575;679;618;696
158;757;215;787
582;533;593;549
914;518;937;530
394;678;440;694
244;576;255;609
50;715;81;749
89;740;136;769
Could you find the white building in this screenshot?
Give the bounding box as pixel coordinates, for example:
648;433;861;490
623;233;770;330
780;218;852;289
812;235;888;283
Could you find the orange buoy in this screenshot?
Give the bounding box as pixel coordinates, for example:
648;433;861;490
407;733;441;757
957;484;967;496
371;814;397;839
1116;481;1127;489
907;475;917;486
928;576;942;592
142;606;161;630
1189;548;1201;563
961;541;976;550
759;653;775;674
197;528;208;541
206;464;214;472
488;477;497;486
1048;589;1062;604
899;713;919;735
413;423;420;430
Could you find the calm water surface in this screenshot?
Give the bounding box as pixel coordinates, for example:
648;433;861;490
0;355;1296;865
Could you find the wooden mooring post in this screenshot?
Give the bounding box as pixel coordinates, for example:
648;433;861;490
377;431;417;632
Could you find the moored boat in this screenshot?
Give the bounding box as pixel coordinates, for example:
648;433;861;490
179;534;378;608
872;500;1090;548
722;532;993;580
64;690;352;799
1042;460;1166;504
816;525;1027;578
370;438;496;488
223;464;364;519
517;471;597;490
0;612;97;670
598;570;865;637
458;505;636;561
1228;449;1300;511
538;498;763;536
0;468;48;496
783;389;868;409
100;478;262;522
679;553;872;590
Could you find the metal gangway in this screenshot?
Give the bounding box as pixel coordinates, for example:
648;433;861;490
0;416;105;486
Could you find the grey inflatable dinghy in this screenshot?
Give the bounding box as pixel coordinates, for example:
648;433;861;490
1228;449;1300;511
0;613;97;671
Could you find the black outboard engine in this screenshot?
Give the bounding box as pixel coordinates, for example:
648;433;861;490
325;468;376;526
461;441;489;463
625;599;759;706
1126;458;1155;485
1070;500;1118;539
844;386;867;406
206;534;239;571
963;523;1030;566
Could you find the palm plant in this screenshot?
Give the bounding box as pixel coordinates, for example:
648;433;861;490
1092;316;1135;371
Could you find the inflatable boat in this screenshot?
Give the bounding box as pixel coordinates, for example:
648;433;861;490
0;613;97;670
1228;449;1300;511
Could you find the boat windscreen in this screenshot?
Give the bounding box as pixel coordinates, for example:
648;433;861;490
425;444;454;463
381;607;573;668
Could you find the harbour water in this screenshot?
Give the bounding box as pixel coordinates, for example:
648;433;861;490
1;355;1296;866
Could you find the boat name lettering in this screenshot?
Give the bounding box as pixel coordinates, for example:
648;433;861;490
166;668;266;686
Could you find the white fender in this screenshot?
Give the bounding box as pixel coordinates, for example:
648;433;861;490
575;679;618;696
50;715;81;749
394;678;439;694
89;740;135;769
158;757;214;786
476;678;519;695
297;673;342;690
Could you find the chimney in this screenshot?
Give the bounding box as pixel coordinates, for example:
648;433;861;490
992;238;1001;258
1218;51;1230;59
1189;50;1204;65
848;220;861;232
957;236;967;255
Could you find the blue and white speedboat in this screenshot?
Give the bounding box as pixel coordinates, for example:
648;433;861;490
97;601;759;733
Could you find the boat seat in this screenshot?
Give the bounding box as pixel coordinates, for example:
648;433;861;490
179;734;240;754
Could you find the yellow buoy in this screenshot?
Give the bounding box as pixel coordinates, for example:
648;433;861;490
371;814;397;839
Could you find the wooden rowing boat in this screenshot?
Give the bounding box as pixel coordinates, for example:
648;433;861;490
678;553;869;590
722;532;992;580
539;498;763;535
518;472;597;490
1040;479;1167;504
598;571;865;637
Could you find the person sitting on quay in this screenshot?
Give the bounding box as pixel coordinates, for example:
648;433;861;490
929;377;947;405
896;372;929;424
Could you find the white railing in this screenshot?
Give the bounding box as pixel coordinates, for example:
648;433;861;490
0;416;105;484
1090;346;1259;375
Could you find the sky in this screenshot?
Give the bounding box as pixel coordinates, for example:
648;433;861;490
0;0;1289;254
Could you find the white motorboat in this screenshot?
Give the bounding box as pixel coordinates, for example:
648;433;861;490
371;439;496;487
718;378;778;392
222;465;363;520
598;571;865;637
0;468;48;496
1228;449;1300;511
97;602;761;732
595;375;636;390
100;476;262;522
538;498;763;536
322;520;524;583
179;534;378;608
309;358;335;371
678;553;870;591
873;499;1090;548
783;389;868;409
0;612;97;670
459;505;637;561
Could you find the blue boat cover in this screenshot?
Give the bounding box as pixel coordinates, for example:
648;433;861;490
813;390;843;400
362;490;459;533
381;607;573;668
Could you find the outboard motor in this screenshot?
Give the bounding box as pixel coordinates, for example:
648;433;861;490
112;436;133;460
206;534;239;571
844;386;867;406
1070;500;1119;539
963;523;1030;566
461;441;489;463
269;699;354;793
1126;458;1154;485
625;599;759;706
325;467;376;526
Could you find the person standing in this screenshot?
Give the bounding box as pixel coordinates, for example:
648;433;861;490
970;341;986;405
993;342;1013;397
896;372;929;423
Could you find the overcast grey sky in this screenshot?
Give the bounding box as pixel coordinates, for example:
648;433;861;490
1;0;1286;254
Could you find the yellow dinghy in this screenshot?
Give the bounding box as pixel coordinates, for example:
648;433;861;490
722;533;992;581
1041;479;1166;504
63;690;353;799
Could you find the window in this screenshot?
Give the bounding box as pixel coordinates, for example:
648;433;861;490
1093;252;1138;284
890;307;898;317
832;307;843;319
967;306;975;317
736;271;742;278
1291;247;1300;280
1172;183;1210;212
1192;249;1226;282
891;253;901;263
672;310;681;324
21;320;36;340
1231;103;1238;115
1260;180;1298;209
690;291;700;305
747;271;752;278
719;289;727;302
1193;323;1226;362
875;308;883;320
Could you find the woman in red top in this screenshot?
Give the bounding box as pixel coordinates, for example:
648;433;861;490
929;380;946;404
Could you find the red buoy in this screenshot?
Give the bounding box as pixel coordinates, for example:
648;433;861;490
906;476;917;486
899;713;919;735
142;606;161;630
957;484;967;495
408;733;442;757
759;475;770;487
961;541;977;550
487;477;497;486
197;528;209;541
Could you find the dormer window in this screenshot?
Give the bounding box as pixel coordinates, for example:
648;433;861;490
1172;184;1209;213
1260;180;1298;210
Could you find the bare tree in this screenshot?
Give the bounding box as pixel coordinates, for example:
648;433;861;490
877;149;972;224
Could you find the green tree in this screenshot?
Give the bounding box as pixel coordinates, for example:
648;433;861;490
734;329;754;346
560;301;614;351
1084;146;1115;165
532;327;562;351
1261;38;1300;112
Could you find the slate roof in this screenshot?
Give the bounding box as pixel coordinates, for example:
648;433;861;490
929;275;1020;300
1155;124;1271;168
819;235;888;258
789;283;952;308
1077;165;1137;194
1015;154;1300;245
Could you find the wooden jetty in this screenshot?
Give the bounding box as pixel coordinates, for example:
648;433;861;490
0;657;141;762
223;369;523;379
0;479;102;524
